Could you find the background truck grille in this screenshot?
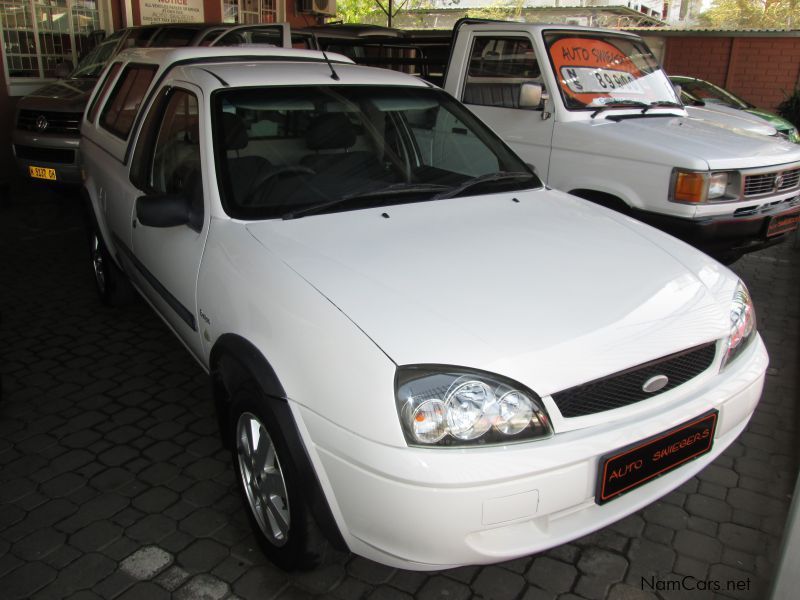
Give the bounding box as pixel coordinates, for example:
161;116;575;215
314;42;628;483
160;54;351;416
551;342;717;418
744;168;800;197
14;145;75;164
17;110;82;135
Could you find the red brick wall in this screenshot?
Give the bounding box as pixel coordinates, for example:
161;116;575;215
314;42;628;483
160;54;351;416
663;35;800;111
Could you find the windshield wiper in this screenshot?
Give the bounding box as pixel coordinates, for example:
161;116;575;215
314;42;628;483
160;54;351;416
432;171;537;200
642;101;684;113
590;100;649;118
282;183;448;220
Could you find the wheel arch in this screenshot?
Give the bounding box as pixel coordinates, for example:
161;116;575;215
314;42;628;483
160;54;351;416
568;189;632;214
209;333;348;551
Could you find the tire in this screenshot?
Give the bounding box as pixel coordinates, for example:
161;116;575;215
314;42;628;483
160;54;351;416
229;380;330;570
89;226;134;306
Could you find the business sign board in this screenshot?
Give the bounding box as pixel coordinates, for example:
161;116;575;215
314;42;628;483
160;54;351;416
140;0;204;25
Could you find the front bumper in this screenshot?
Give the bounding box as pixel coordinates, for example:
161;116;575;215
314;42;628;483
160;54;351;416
294;336;767;570
12;129;82;186
633;197;800;256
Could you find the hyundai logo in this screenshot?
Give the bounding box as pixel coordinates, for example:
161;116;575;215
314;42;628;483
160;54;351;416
35;115;48;131
642;375;669;393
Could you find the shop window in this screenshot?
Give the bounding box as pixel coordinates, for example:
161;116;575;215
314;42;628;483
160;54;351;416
222;0;278;24
0;0;101;79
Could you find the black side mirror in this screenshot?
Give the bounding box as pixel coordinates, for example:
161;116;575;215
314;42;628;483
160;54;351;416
136;193;192;228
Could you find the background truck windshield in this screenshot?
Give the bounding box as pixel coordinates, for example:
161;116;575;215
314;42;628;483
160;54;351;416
544;32;679;111
213;85;538;219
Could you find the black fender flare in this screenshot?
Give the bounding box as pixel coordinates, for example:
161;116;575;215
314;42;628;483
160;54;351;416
209;333;347;551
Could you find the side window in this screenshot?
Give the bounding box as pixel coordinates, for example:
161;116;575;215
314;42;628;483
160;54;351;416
100;64;157;139
86;62;122;123
403;107;498;176
150;27;198;47
464;36;542;109
149;90;202;198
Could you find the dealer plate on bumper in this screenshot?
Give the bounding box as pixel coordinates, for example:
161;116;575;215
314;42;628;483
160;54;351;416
766;208;800;238
29;166;57;181
596;410;718;504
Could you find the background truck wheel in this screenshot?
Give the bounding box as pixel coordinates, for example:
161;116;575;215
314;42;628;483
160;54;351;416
230;380;330;570
89;228;133;306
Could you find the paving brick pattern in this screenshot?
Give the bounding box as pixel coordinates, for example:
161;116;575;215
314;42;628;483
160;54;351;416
1;185;797;599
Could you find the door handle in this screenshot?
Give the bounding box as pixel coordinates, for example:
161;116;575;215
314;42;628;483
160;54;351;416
132;219;137;229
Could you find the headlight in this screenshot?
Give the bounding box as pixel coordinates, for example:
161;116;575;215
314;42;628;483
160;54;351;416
671;169;737;203
721;281;756;369
395;366;552;447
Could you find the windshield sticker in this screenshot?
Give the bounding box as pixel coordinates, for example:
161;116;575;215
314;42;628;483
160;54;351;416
550;38;644;106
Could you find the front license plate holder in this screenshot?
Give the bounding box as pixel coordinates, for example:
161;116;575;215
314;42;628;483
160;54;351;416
29;166;57;181
766;208;800;238
596;410;718;505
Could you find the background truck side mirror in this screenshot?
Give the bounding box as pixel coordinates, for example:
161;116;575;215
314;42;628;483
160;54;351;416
520;82;546;110
673;84;682;97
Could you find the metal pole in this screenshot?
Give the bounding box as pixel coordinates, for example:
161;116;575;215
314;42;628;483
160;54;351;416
388;0;392;27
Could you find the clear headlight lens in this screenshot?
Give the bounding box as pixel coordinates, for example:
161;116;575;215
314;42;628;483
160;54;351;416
708;172;729;199
395;367;552;447
671;169;736;203
721;281;756;369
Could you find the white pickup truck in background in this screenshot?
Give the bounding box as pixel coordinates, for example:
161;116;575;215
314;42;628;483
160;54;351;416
306;20;800;263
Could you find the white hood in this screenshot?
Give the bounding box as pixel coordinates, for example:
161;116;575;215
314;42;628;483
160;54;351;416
685;104;777;138
559;113;800;171
246;189;735;396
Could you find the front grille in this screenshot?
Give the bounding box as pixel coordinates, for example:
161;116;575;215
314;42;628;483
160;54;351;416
14;145;75;164
744;168;800;197
552;342;717;418
17;109;82;135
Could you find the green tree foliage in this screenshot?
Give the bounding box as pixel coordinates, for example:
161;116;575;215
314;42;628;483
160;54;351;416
336;0;448;24
336;0;390;23
699;0;800;29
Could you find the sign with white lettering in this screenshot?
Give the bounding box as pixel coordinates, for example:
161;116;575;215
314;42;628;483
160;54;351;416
140;0;204;25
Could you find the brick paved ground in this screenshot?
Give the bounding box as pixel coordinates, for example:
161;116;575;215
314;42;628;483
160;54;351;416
1;183;797;600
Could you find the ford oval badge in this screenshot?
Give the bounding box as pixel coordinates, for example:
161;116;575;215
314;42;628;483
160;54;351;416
642;375;669;393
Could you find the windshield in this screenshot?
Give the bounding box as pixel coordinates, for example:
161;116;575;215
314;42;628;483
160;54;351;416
71;39;118;78
213;86;539;220
673;78;751;110
544;32;679;111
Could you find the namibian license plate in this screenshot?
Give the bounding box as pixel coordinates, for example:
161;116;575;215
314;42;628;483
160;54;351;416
29;166;56;180
766;208;800;238
596;410;718;505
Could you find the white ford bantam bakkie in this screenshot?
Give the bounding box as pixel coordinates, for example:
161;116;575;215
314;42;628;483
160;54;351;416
81;47;767;571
